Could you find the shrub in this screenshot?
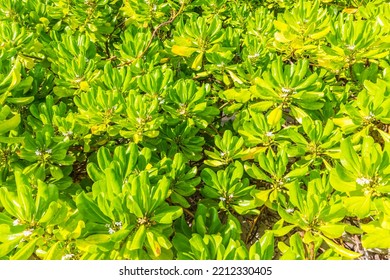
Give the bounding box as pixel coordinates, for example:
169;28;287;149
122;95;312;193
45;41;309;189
1;0;390;260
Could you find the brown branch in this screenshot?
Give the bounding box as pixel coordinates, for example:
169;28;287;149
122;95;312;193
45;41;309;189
245;205;265;244
116;1;189;68
20;53;43;61
183;207;195;218
104;14;126;59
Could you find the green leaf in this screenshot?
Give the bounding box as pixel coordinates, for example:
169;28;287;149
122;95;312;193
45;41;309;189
0;236;24;258
322;235;361;259
170;192;190;208
15;172;34;221
85;234;112;245
340;138;360;174
259;231;274;260
172;45;198;57
250;101;274;112
146;231;161;257
0;114;20;135
87;163;104;182
0;136;24;144
76;192;111;224
288;182;304;211
44;242;64;260
0;188;21;219
10;238;38;260
289;233;305;259
97;147;112;170
0;213;12;225
131;225;146;251
50;165;64;180
361;229;390;249
271;225;296;237
318;224;345;239
344;196;371;218
152;206;183;224
39;201;67;225
329;165;356;192
7;96;34;105
192;52;204;71
151;177;170;211
267;106;283;126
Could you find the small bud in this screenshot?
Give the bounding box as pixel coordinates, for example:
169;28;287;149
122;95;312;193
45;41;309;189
23;230;33;237
356;177;371;186
61;254;74;260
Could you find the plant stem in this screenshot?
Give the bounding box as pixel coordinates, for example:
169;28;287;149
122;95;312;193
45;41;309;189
116;1;190;68
245;205;265;244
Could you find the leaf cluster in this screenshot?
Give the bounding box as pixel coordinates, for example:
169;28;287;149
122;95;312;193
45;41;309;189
1;0;390;260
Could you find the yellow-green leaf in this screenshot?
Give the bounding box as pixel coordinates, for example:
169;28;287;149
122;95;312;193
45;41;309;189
172;45;197;57
10;238;38;260
191;52;204;71
267;106;283;126
322;235;361;259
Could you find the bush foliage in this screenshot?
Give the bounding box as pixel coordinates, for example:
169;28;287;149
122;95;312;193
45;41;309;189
1;0;390;260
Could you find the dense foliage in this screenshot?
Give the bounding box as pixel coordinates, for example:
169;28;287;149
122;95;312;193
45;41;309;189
1;0;390;260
